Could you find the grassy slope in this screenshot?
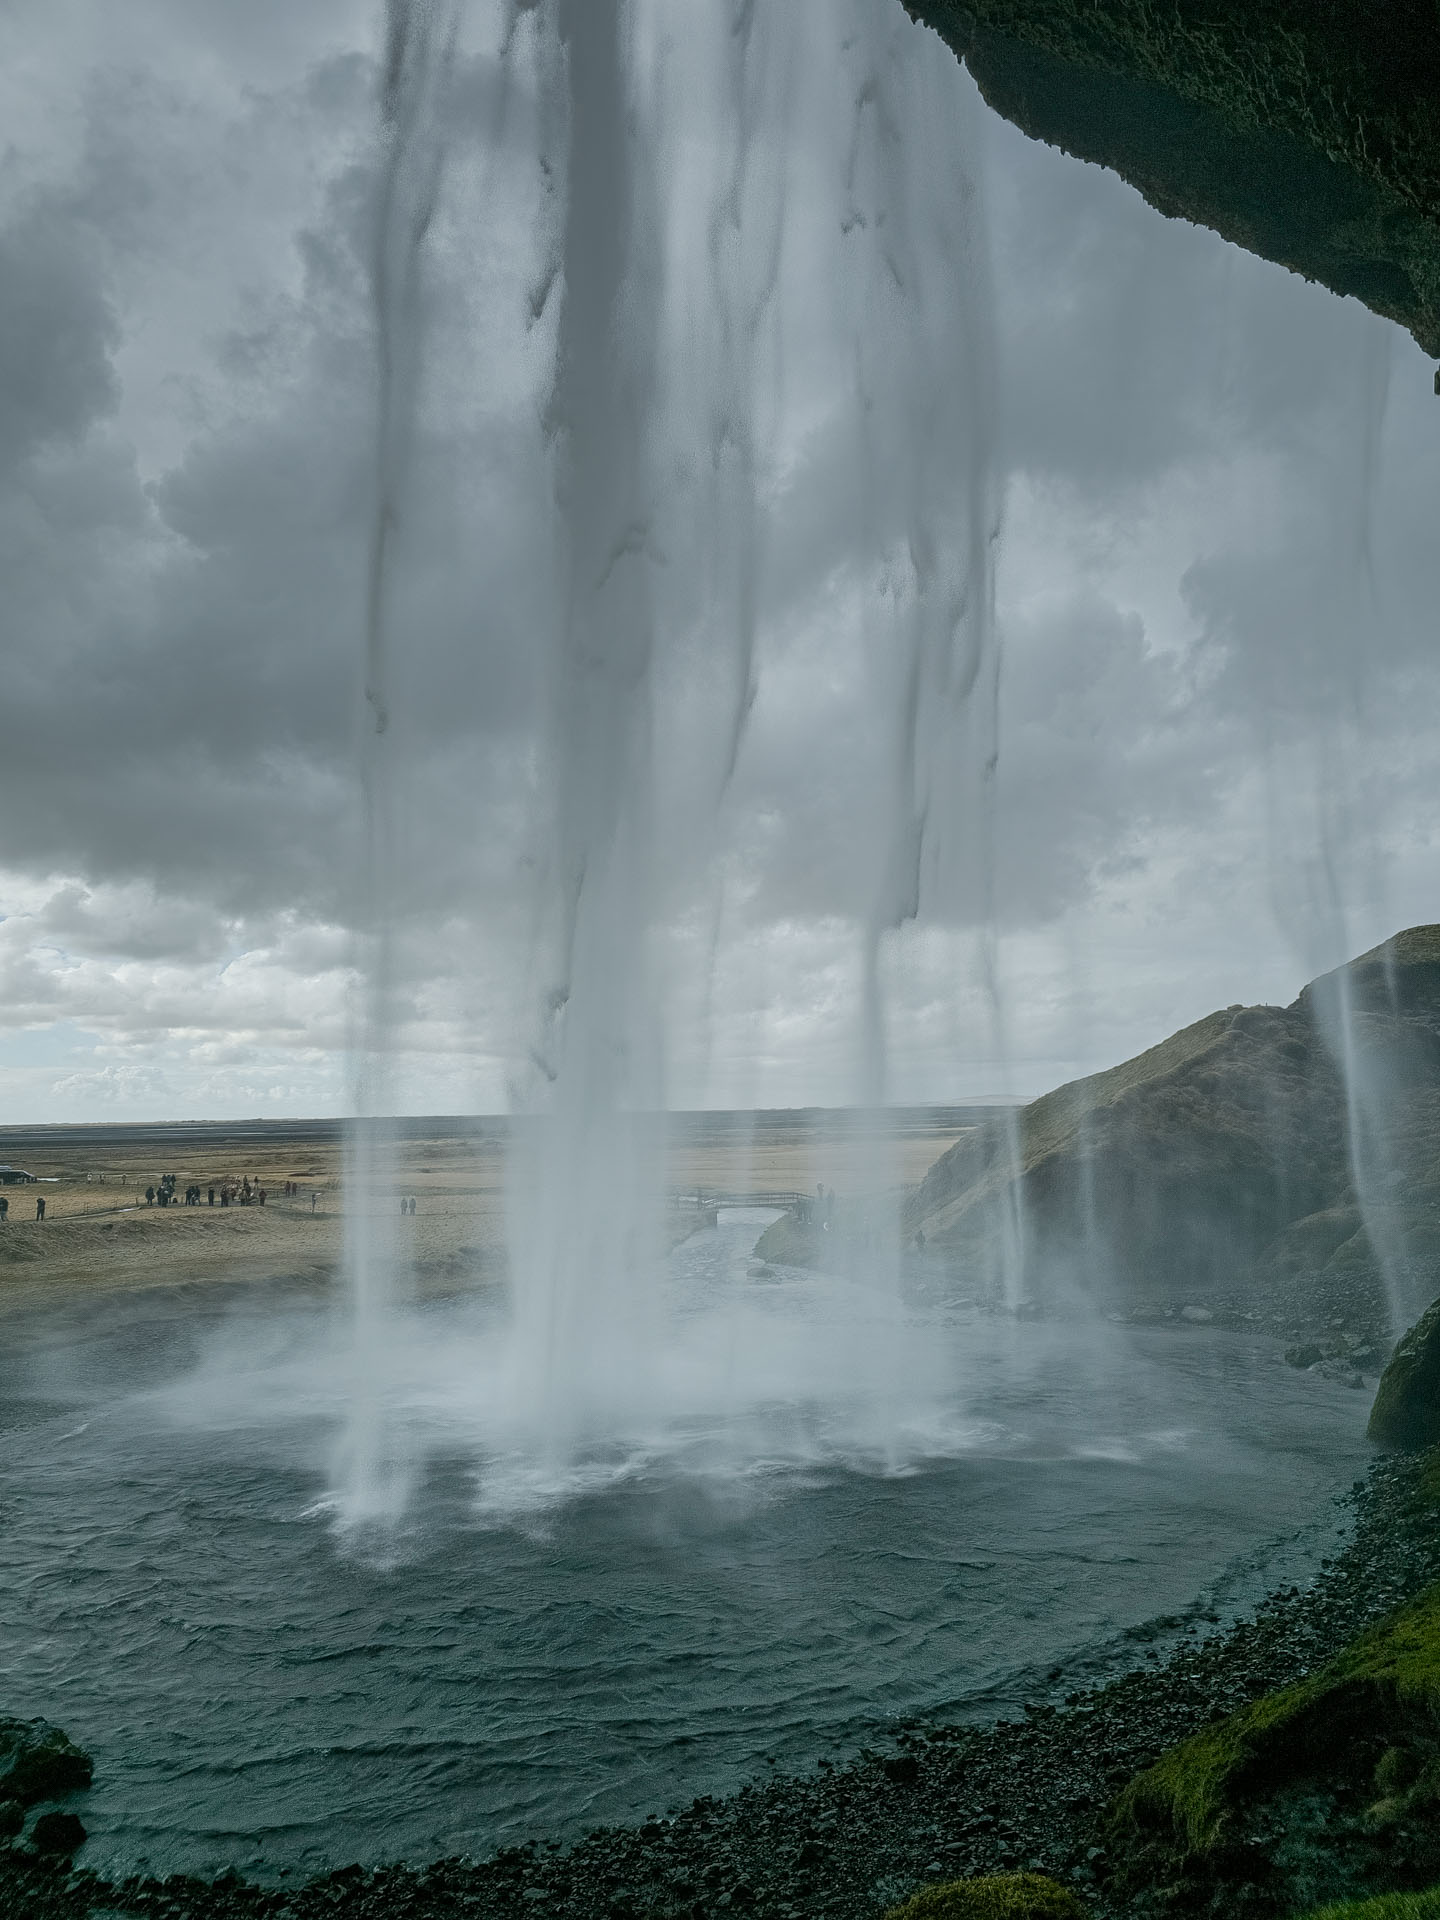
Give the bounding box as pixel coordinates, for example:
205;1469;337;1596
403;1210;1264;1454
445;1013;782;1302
907;927;1440;1321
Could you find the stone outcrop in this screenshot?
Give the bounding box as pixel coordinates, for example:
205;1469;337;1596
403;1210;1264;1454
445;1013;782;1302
902;0;1440;363
905;926;1440;1327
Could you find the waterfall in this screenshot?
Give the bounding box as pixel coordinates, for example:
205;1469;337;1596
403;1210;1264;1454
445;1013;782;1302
338;0;1003;1521
504;0;670;1441
336;0;461;1530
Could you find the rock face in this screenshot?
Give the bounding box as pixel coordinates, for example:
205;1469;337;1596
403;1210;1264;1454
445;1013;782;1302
1110;1577;1440;1913
905;926;1440;1326
901;0;1440;361
1369;1299;1440;1450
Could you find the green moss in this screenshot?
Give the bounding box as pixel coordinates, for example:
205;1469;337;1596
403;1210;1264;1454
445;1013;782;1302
883;1871;1089;1920
1296;1890;1440;1920
1113;1583;1440;1860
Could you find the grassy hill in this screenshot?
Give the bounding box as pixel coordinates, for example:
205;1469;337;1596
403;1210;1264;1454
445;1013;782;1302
903;927;1440;1334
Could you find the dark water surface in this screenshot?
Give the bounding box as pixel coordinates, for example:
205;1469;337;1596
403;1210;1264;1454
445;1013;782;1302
0;1221;1372;1883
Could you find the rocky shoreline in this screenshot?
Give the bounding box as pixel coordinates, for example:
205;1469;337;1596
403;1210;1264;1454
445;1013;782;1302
8;1444;1440;1920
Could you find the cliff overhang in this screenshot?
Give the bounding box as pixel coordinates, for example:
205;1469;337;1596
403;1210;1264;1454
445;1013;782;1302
903;0;1440;363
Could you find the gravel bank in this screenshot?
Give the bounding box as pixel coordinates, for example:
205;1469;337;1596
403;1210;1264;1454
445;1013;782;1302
7;1451;1439;1920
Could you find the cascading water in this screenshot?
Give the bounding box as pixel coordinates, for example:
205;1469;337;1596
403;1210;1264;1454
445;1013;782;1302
338;0;460;1530
1258;320;1417;1338
337;0;1006;1524
503;0;686;1447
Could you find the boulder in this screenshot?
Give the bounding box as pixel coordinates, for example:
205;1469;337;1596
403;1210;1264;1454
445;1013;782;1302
29;1810;85;1856
0;1719;93;1807
1368;1299;1440;1450
884;1871;1089;1920
753;1211;826;1271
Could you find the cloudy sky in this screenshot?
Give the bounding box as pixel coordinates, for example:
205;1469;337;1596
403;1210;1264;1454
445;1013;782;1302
0;0;1436;1124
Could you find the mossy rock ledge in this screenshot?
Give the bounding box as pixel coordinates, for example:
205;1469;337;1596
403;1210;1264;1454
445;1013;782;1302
1370;1300;1440;1451
1110;1579;1440;1914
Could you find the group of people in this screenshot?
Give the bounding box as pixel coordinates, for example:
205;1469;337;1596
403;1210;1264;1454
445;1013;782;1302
399;1195;419;1215
143;1173;290;1209
1;1172;324;1227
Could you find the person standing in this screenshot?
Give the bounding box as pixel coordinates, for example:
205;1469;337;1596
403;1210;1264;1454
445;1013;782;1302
36;1195;46;1221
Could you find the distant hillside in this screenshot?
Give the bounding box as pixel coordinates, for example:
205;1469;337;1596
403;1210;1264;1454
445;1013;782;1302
903;926;1440;1334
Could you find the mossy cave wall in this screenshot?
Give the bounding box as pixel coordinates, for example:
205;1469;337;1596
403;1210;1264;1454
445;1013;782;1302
902;0;1440;363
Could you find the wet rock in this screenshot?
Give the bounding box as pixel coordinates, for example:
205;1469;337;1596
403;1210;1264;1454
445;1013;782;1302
1285;1343;1325;1370
1179;1307;1212;1325
29;1811;85;1856
1369;1298;1440;1449
0;1720;93;1807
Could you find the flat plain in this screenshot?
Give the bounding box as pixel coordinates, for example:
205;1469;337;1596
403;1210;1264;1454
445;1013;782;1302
0;1110;979;1312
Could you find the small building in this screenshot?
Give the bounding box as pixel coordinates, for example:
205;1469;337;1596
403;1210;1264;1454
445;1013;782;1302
0;1166;37;1185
